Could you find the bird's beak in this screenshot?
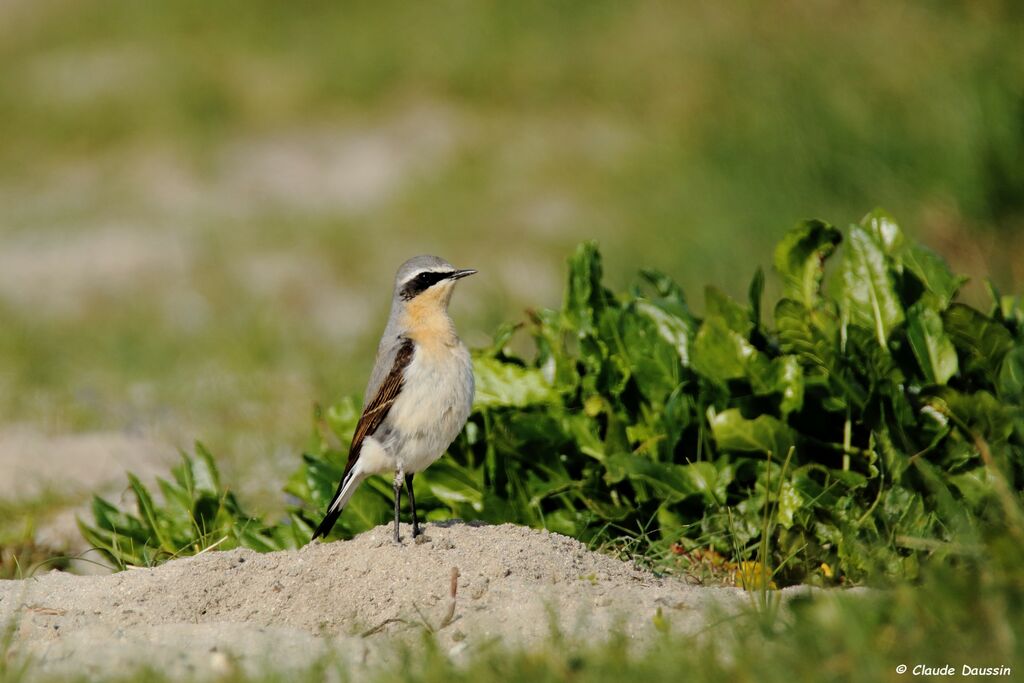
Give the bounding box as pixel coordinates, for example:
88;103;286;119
449;269;477;280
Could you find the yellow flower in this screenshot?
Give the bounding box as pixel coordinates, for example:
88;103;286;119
734;561;777;590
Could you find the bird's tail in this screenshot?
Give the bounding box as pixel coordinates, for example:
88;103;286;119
311;469;366;540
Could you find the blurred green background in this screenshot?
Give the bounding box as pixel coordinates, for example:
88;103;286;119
1;0;1022;504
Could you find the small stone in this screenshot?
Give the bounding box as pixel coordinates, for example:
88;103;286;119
209;651;233;677
470;578;489;600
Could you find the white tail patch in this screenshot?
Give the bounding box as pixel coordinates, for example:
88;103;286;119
329;470;368;514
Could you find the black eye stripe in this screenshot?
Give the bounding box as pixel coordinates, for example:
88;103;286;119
400;271;453;300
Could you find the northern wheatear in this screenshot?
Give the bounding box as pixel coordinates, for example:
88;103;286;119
312;255;476;543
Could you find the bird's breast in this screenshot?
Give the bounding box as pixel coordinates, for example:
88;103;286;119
383;341;474;472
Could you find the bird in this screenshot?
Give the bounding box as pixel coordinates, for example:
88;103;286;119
312;255;476;544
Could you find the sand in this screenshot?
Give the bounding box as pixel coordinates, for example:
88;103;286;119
0;521;778;680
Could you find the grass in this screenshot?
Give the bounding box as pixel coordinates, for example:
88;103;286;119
0;492;75;580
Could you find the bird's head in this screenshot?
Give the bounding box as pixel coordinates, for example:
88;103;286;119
393;255;476;315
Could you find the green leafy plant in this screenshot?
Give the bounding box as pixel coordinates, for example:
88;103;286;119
79;444;308;568
85;211;1024;584
295;210;1023;584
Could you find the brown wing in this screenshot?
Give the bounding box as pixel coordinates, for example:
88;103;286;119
311;337;416;540
340;337;415;482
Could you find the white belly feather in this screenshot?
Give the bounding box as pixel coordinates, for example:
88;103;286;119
364;341;474;475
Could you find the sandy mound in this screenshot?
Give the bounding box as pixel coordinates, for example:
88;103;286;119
0;522;762;680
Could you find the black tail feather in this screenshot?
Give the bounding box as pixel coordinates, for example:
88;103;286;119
312;472;352;541
311;505;343;540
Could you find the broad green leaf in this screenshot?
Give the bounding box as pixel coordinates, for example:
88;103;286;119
773;219;842;308
929;388;1015;447
908;457;968;529
710;409;796;458
881;485;928;530
658;387;694;458
748;267;765;326
906;303;958;385
774;299;833;371
691;316;757;384
633;299;696;367
947;468;995;508
619;302;683;401
638;268;689;306
773;479;803;529
860;208;905;254
325;396;360;445
420;461;485;512
943;304;1014;380
846;324;903;385
529;307;579;389
749;355;805;416
775;298;866;409
286;452;344;508
829;469;869;489
595;308;631;396
570;495;631;524
503;411;571;454
985;280;1003;319
473;356;558;407
902;244;966;310
999;294;1021;323
790;465;867;510
562;412;606;461
840;225;904;346
605;455;725;505
705;286;753;336
998;346;1024;403
482;322;518;356
564;241;611;336
524;468;575;508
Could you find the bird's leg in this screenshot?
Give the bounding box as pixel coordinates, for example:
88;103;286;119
406;473;421;538
393;470;404;544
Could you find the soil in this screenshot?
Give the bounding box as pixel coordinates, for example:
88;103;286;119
0;521;786;680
